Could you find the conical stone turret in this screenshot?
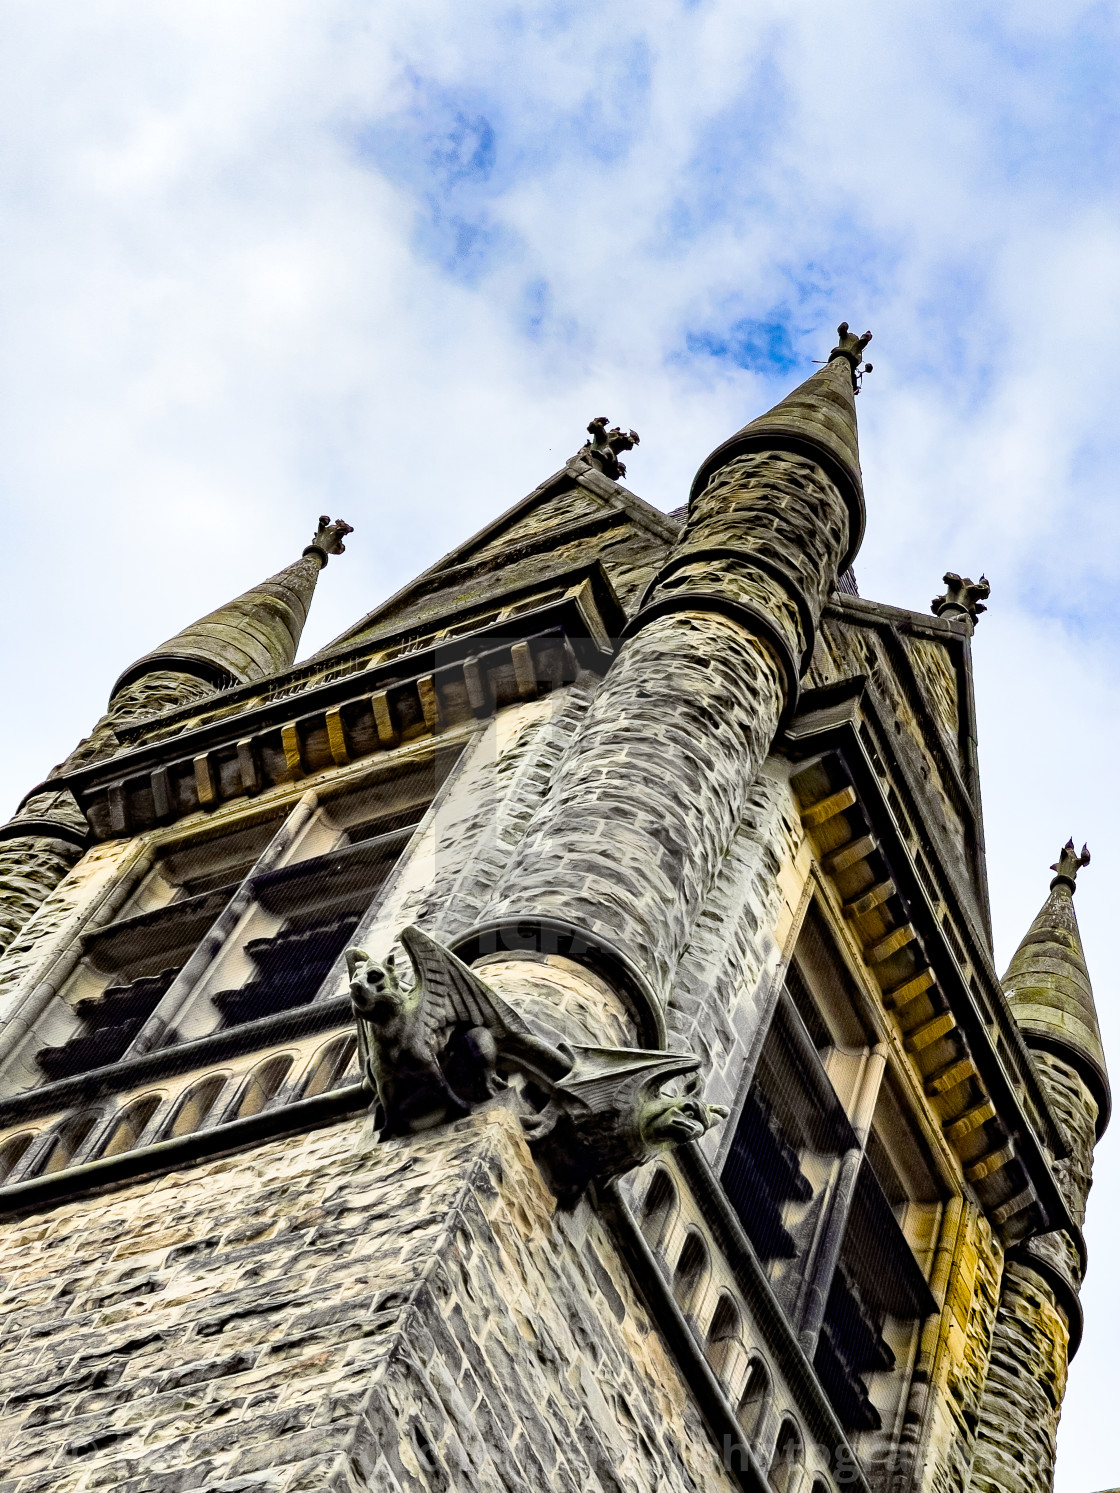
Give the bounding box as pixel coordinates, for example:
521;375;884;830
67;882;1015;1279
0;517;352;958
110;516;353;699
1002;839;1108;1132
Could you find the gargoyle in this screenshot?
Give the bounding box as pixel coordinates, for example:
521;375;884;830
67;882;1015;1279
345;927;561;1137
346;926;727;1196
580;416;640;480
931;571;990;623
521;1046;729;1201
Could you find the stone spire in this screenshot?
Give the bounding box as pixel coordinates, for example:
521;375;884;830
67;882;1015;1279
0;516;352;958
110;516;353;700
689;321;870;569
1002;840;1109;1132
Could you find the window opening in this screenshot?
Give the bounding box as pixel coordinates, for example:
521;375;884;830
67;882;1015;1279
639;1168;677;1251
737;1358;771;1445
30;755;456;1088
722;903;938;1435
672;1232;709;1315
707;1294;742;1385
769;1418;804;1493
813;1161;935;1432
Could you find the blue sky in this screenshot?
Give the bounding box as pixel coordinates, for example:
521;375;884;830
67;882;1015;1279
1;4;1119;1484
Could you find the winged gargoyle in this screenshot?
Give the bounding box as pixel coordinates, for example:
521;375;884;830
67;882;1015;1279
345;926;727;1197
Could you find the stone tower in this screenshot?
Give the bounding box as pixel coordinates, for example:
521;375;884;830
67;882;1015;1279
0;329;1102;1493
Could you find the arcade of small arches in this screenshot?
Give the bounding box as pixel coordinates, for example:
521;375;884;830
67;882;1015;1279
0;1031;358;1188
639;1164;845;1493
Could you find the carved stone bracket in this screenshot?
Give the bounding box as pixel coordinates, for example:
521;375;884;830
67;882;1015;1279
346;926;726;1199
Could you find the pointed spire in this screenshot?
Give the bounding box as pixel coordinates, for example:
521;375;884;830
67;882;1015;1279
110;516;353;700
1002;841;1110;1135
689;322;871;570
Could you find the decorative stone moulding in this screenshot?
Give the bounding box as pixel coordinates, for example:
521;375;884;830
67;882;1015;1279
28;566;623;844
789;748;1067;1246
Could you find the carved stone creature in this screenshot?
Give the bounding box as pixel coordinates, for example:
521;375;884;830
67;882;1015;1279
580;416;640;480
345;925;727;1196
931;571;990;622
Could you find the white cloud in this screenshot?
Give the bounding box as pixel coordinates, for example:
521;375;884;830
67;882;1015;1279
0;2;1118;1479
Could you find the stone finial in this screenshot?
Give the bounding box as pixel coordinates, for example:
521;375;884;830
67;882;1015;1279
1051;839;1090;891
828;321;873;391
303;515;354;567
931;571;990;623
579;417;640;481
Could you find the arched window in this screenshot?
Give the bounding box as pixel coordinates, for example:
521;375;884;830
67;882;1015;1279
672;1231;709;1316
0;1132;34;1185
167;1075;228;1138
706;1293;744;1386
738;1357;772;1446
101;1095;163;1158
640;1168;677;1251
302;1035;357;1098
38;1112;100;1175
234;1055;293;1120
769;1417;804;1493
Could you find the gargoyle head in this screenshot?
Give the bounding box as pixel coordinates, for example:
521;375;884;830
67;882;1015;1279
345;946;404;1022
642;1075;729;1149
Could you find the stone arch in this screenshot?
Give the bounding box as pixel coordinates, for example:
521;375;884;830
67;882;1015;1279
100;1094;164;1158
639;1167;679;1251
769;1415;805;1493
36;1111;100;1176
737;1355;772;1446
672;1229;710;1316
706;1292;745;1387
0;1132;34;1185
166;1074;229;1139
234;1054;295;1120
301;1034;357;1098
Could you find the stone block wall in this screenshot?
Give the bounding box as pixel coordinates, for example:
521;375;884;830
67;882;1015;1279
0;1105;737;1493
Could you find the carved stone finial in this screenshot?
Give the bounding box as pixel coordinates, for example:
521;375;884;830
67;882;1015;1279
578;416;640;481
1050;839;1090;892
931;571;990;623
829;321;873;391
303;515;354;567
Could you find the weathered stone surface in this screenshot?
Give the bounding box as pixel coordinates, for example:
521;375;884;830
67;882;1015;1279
480;611;786;1002
969;1261;1068;1493
0;1106;736;1493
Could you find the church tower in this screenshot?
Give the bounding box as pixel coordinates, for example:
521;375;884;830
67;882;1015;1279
0;330;1102;1493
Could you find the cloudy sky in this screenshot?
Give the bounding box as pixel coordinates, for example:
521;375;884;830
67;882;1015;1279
1;2;1118;1483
